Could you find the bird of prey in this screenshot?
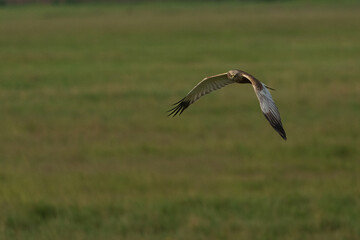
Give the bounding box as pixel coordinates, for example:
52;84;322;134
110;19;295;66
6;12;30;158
168;69;287;140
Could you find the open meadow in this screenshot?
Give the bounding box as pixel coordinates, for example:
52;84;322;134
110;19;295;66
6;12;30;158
0;1;360;239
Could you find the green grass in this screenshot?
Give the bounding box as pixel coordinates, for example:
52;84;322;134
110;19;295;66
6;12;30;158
0;2;360;239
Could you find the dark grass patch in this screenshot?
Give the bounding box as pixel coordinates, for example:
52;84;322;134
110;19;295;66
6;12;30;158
6;202;60;230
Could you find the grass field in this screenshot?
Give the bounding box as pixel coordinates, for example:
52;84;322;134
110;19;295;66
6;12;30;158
0;1;360;239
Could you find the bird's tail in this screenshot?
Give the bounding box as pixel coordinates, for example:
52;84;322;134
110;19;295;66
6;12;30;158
265;85;276;91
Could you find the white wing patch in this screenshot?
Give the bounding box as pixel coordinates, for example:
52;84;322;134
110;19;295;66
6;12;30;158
254;83;287;140
255;84;280;116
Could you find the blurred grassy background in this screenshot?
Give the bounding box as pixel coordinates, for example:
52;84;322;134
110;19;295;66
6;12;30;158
0;1;360;239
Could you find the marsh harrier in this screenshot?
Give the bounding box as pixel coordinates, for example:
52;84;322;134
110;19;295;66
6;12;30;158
168;69;287;140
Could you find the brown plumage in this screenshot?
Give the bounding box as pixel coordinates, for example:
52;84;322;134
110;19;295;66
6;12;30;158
168;69;287;140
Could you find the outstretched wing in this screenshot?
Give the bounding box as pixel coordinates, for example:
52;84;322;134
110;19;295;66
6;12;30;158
168;73;234;117
253;83;287;140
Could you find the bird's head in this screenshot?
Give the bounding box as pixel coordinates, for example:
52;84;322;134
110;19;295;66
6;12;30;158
227;70;241;80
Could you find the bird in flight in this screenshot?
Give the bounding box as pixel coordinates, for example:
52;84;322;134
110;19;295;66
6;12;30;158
168;69;287;140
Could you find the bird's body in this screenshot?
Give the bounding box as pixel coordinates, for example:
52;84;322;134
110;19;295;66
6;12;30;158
168;69;287;140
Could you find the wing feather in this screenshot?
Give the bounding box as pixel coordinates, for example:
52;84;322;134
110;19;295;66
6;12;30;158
254;83;287;140
168;73;234;117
